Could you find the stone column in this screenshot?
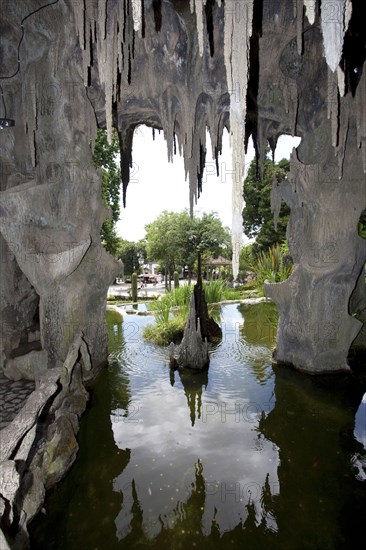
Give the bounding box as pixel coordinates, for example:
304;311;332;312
266;124;366;373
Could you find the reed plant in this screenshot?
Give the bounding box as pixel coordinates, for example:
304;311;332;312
250;244;293;296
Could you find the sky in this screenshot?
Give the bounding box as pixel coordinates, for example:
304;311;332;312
116;126;300;243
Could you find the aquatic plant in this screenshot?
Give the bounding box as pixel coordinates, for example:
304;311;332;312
250;245;293;296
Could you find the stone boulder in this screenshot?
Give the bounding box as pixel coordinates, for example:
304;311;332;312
4;350;48;382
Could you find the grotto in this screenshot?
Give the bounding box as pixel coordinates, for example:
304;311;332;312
0;1;365;548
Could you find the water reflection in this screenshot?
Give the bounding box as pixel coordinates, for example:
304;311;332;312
354;393;366;448
106;308;124;355
260;366;366;549
29;303;366;550
110;305;280;542
239;301;278;349
172;368;209;426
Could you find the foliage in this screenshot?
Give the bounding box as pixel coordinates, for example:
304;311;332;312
105;309;124;355
239;244;255;276
239;302;279;350
249;244;293;297
203;280;226;304
116;239;146;276
93;129;121;256
143;317;186;346
187;211;232;268
243;155;290;254
149;284;193;314
143;285;194;344
143;281;242;346
174;271;180;289
358;209;366;239
280;240;290;255
145;210;231;285
145;210;187;285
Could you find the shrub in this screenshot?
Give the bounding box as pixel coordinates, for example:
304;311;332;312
143;316;186;346
203;280;226;303
250;244;293;296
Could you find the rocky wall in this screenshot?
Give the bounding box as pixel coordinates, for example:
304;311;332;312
0;0;118;376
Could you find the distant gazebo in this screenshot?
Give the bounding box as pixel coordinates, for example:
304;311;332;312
203;256;231;280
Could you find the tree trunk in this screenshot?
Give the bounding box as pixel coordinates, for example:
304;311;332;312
194;254;222;342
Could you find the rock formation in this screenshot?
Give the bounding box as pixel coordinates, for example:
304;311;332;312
0;0;364;379
0;0;365;545
170;292;210;370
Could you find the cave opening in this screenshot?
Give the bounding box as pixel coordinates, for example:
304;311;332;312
1;2;365;547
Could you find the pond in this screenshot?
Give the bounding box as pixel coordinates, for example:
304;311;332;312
29;303;366;549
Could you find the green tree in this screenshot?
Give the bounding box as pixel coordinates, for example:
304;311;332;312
116;239;147;277
243;156;290;255
145;210;231;287
145;211;187;288
186;212;232;279
93;129;121;255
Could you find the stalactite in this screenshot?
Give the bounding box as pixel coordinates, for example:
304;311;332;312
73;0;136;142
337;66;346;97
152;0;162;32
131;0;142;32
291;84;298;137
188;169;197;215
224;0;254;280
327;68;339;148
304;0;316;25
321;0;347;72
336;102;349;179
345;0;352;30
205;0;215;57
297;0;304;55
282;78;299;137
118;127;134;207
83;21;91;86
22;66;37;167
355;68;366;173
74;1;84;46
195;0;206;56
98;0;107;41
160;89;175;163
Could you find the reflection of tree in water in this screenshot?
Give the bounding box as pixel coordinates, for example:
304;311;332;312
106;308;124;355
171;367;209;426
236;302;278;385
259;365;366;549
239;302;278;349
115;456;281;547
29;367;131;549
105;309;135;413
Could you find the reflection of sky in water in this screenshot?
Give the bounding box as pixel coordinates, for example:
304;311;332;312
111;305;279;540
353;393;366;481
354;393;366;449
30;303;366;549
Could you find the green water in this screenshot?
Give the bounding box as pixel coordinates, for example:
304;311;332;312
29;304;366;549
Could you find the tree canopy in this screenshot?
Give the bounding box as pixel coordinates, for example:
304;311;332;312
145;210;231;284
93;129;121;255
243;156;290;254
116;239;147;276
